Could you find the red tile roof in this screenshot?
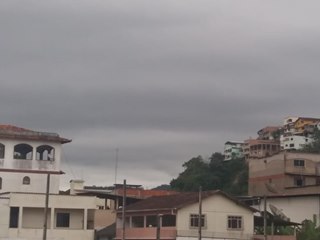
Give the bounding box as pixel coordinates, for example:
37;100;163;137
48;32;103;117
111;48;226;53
0;124;71;144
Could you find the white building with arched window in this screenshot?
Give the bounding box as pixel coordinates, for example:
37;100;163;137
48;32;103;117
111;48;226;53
0;125;71;194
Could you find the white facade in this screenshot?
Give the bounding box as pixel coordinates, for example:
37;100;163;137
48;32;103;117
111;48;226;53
0;192;100;240
177;194;254;240
253;194;320;225
0;126;113;240
0;127;69;194
280;135;313;150
224;141;244;161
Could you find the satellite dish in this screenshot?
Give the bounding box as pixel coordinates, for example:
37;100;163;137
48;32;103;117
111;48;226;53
269;204;290;222
265;182;279;194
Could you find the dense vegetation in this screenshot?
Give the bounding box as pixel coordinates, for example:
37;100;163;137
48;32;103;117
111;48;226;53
303;128;320;153
169;152;248;195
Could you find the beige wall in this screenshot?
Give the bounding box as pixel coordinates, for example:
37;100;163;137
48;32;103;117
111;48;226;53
0;197;10;238
9;192;98;209
0;192;100;240
249;152;320;196
22;207;51;228
94;209;116;229
7;228;94;240
177;194;253;239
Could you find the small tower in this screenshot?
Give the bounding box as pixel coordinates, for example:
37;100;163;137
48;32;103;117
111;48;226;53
0;125;71;194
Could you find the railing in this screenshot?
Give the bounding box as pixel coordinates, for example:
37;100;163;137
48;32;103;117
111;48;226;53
12;159;32;169
116;227;176;239
10;159;56;171
253;235;296;240
177;229;253;240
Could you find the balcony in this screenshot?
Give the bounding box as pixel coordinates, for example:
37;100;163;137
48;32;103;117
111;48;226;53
12;159;32;170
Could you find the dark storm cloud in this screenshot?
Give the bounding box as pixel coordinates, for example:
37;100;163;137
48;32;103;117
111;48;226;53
2;0;320;187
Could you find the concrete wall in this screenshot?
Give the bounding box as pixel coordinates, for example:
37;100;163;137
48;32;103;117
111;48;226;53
7;228;95;240
177;194;253;240
0;192;99;240
0;138;63;194
249;152;320;196
0;172;60;194
253;195;320;224
94;209;116;229
0;197;10;238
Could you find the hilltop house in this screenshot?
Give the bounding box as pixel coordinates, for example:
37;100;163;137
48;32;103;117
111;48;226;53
116;190;255;240
224;141;244;161
281;116;320;151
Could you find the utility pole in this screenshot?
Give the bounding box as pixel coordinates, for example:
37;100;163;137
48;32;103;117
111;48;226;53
122;179;127;240
43;173;50;240
263;195;267;240
156;214;163;240
198;186;202;240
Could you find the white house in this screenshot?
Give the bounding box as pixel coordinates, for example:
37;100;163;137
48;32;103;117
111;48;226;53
224;141;244;161
116;190;255;240
280;134;313;150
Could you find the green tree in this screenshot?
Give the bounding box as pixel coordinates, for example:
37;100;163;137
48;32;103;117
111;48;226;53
170;152;248;195
303;128;320;153
297;219;320;240
170;156;213;191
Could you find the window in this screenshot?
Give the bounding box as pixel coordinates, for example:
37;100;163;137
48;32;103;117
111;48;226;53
36;145;55;161
146;215;157;227
0;143;4;158
9;207;19;228
0;177;2;189
132;216;144;228
289;143;294;147
294;176;305;187
56;213;70;227
190;214;205;228
22;176;30;185
228;216;242;230
162;215;176;227
294;159;305;167
14;144;33;160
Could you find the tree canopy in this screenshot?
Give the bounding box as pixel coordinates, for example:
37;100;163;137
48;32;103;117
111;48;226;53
170;152;248;195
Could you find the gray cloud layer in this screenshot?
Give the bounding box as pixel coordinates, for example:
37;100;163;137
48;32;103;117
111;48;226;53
1;0;320;188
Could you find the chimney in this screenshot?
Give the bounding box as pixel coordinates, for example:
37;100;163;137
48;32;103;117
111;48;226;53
69;179;84;195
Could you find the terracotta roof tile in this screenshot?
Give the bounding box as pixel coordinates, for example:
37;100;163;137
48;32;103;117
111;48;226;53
0;124;71;144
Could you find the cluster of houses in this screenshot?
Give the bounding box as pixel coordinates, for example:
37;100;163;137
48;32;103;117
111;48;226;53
224;116;320;161
1;118;320;240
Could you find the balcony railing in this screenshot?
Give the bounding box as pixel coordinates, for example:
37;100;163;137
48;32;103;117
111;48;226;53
116;227;176;240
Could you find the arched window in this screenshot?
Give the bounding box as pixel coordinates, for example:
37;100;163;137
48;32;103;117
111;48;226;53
0;177;2;189
22;176;30;185
14;144;33;160
36;145;55;161
0;143;4;159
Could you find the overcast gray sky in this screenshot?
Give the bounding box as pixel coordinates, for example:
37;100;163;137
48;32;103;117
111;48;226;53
1;0;320;189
